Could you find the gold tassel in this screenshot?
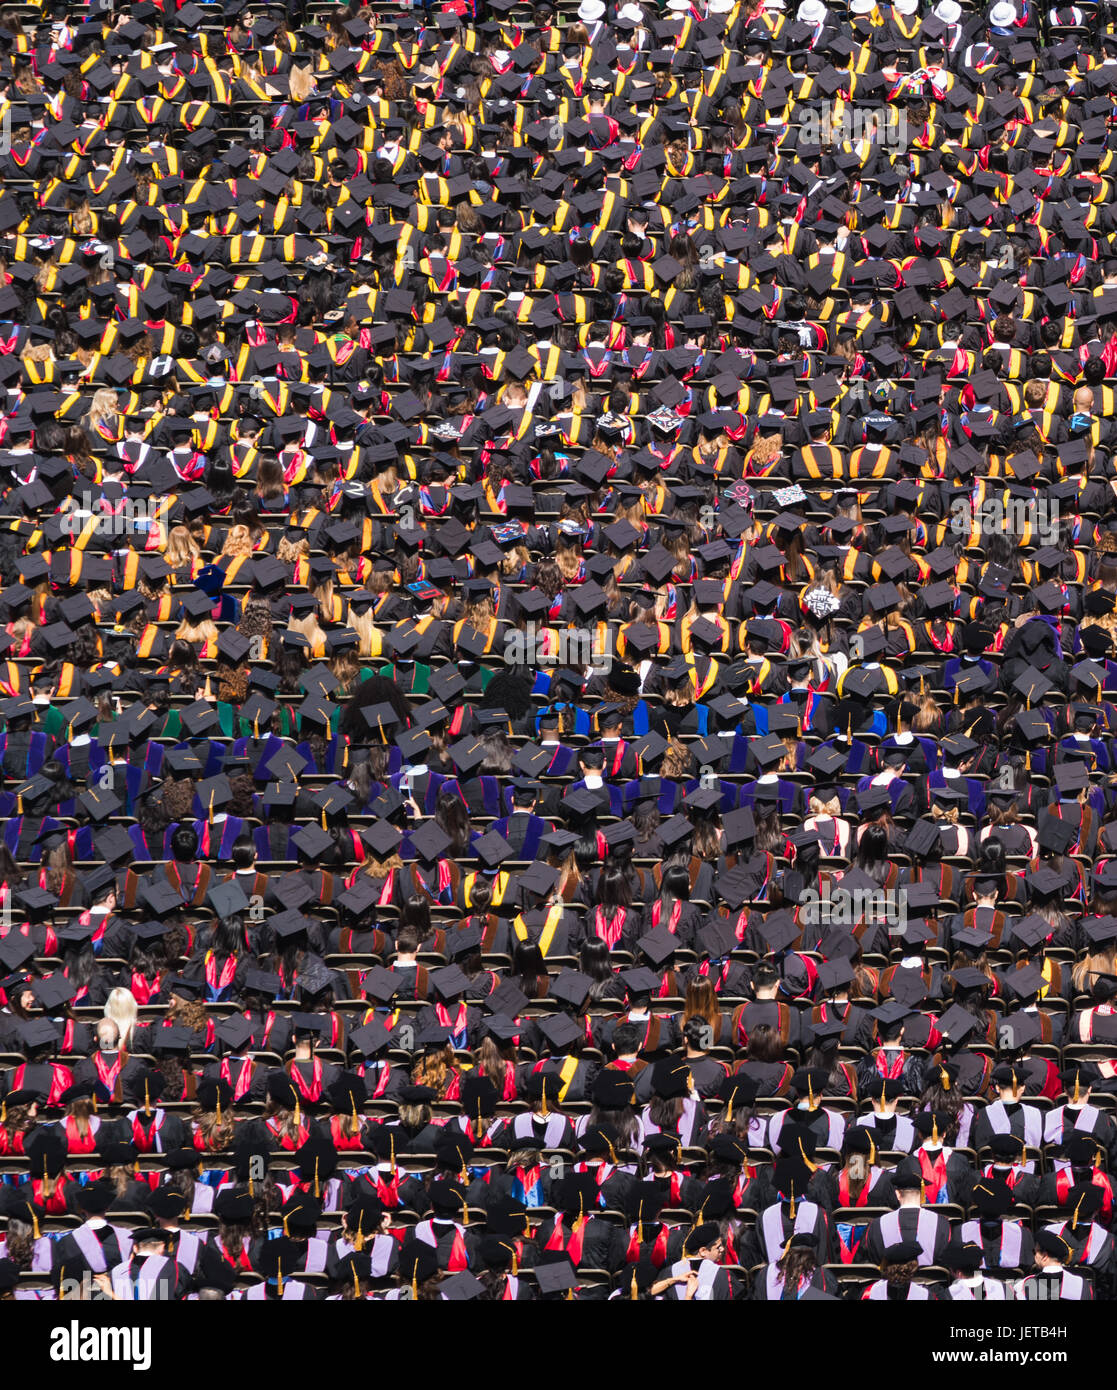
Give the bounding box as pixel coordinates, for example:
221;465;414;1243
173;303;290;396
1073;1074;1082;1106
920;1179;926;1204
277;1259;284;1298
352;1095;359;1129
282;1211;290;1237
867;1136;876;1166
798;1139;819;1173
807;1076;818;1111
144;1079;151;1118
32;1208;40;1240
353;1262;361;1299
2;1100;5;1124
540;1085;549;1118
294;1097;301;1130
249;1171;255;1199
725;1094;734;1124
461;1195;469;1228
208;789;215;823
411;1269;419;1300
16;794;22;816
931;1115;940;1146
91;1092;97;1114
321;810;327;831
789;1188;797;1220
630;1268;638;1300
354;1212;365;1253
314;1157;320;1200
216;1094;222;1127
58;1264;64;1299
390;1134;397;1181
940;1066;951;1092
1073;1195;1084;1228
605;1137;617;1165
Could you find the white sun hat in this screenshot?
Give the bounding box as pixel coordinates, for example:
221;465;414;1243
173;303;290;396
577;0;606;21
798;0;828;20
934;0;961;19
989;0;1016;23
893;0;918;14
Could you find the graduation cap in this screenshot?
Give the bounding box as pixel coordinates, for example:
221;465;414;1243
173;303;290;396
409;820;452;863
537;1014;583;1054
206;879;251;919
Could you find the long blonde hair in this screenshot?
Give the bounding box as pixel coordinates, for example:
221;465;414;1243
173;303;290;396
104;987;138;1050
165;525;201;568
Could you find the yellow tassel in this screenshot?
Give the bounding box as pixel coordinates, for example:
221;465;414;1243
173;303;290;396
461;1195;469;1227
294;1097;301;1130
789;1189;797;1220
16;795;22;816
277;1259;284;1298
283;1213;290;1237
808;1076;817;1111
354;1212;365;1253
249;1172;255;1199
931;1116;940;1146
2;1100;5;1124
920;1179;926;1204
726;1095;734;1124
208;789;215;823
1073;1195;1084;1228
314;1157;320;1200
353;1262;361;1299
605;1137;617;1165
867;1136;876;1166
798;1139;819;1174
352;1097;359;1129
411;1270;419;1300
32;1209;40;1239
1073;1074;1082;1106
216;1096;222;1127
940;1066;951;1092
630;1268;638;1300
540;1085;549;1118
144;1079;151;1118
58;1264;64;1299
390;1134;397;1180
